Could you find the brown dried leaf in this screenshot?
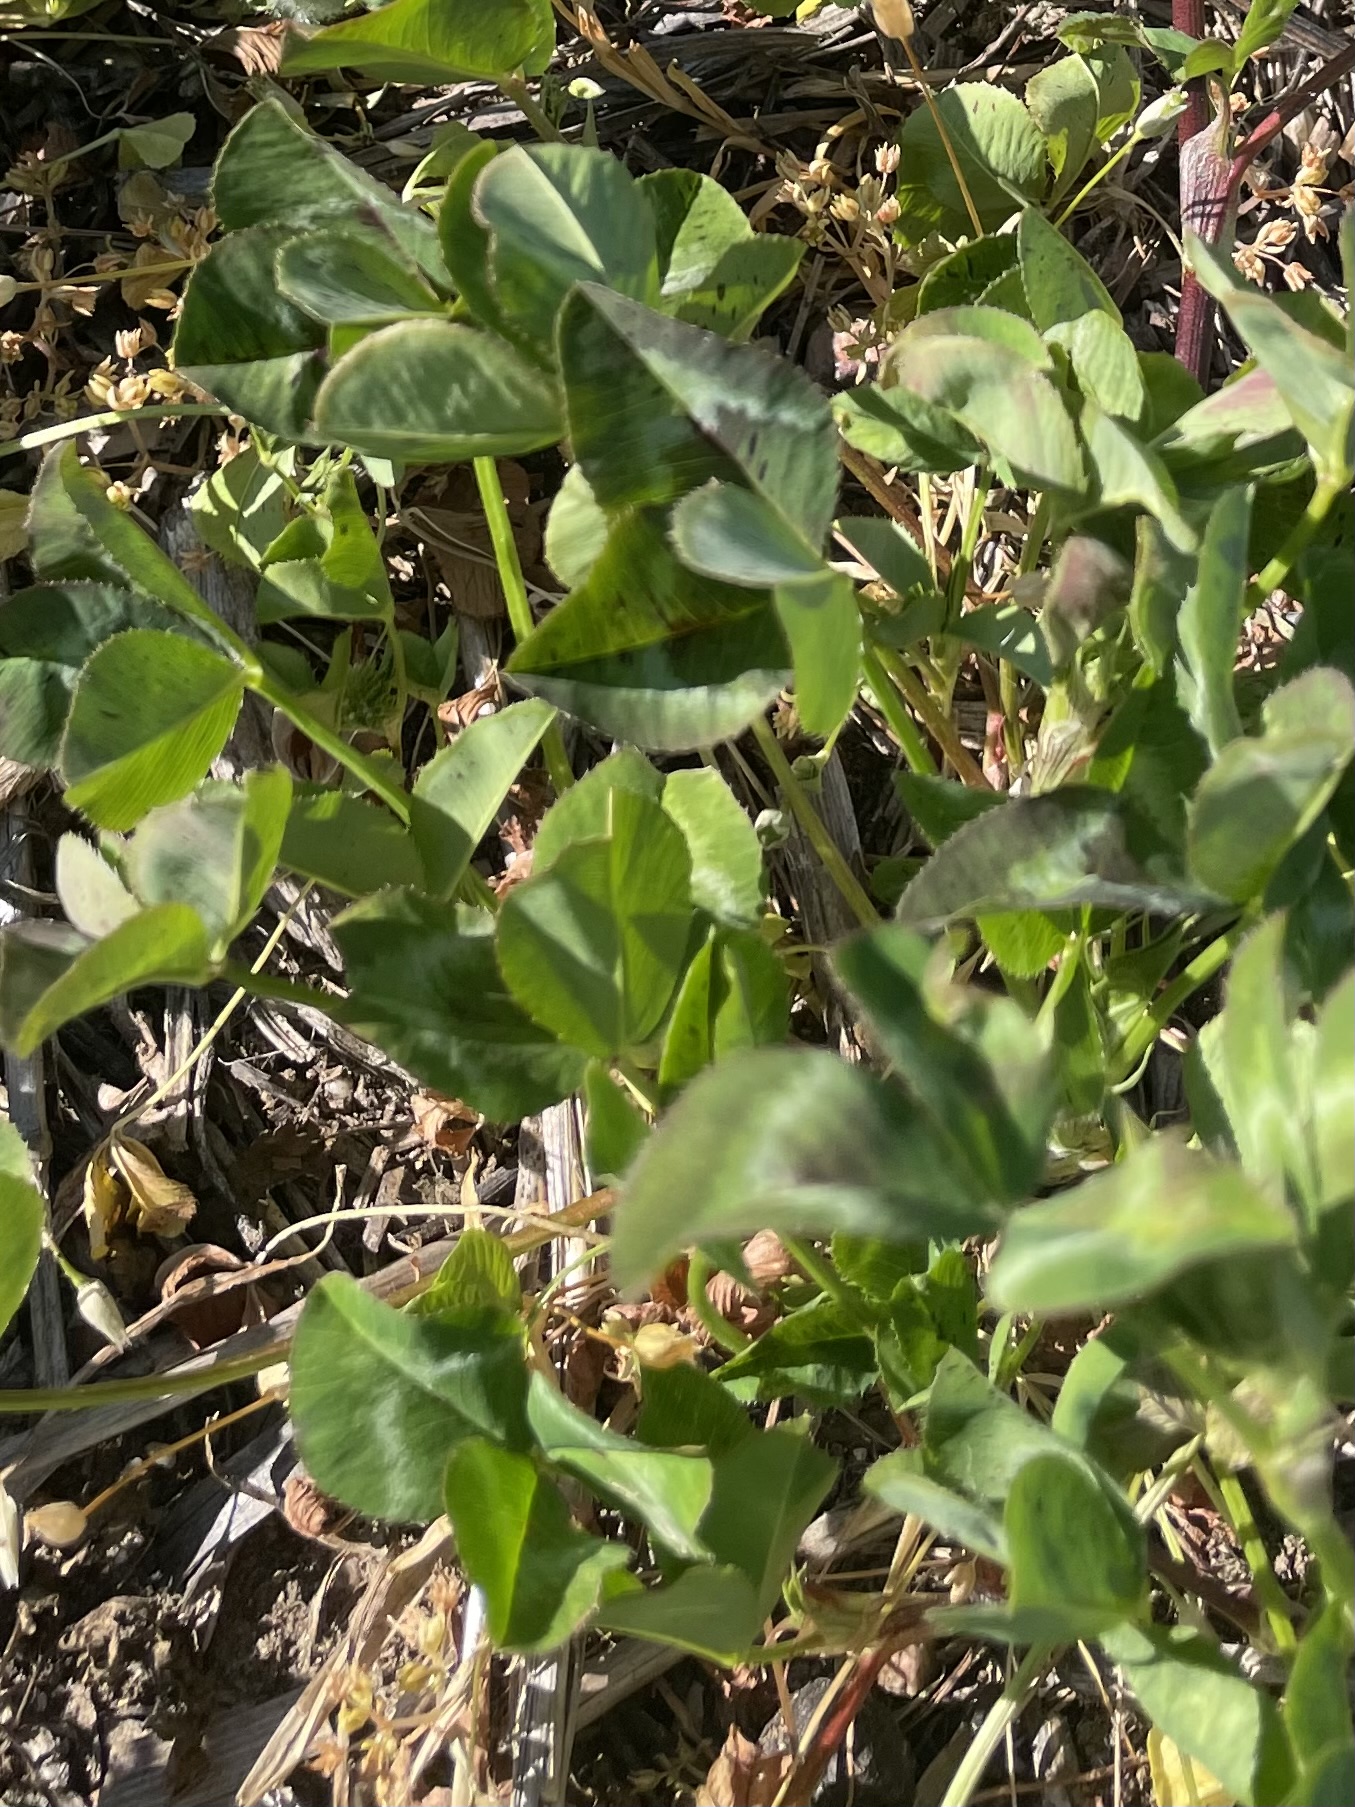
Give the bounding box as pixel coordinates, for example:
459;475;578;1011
153;1242;250;1348
231;1122;327;1207
222;21;287;77
876;1641;935;1697
270;710;341;783
697;1728;792;1807
410;1094;480;1157
742;1230;799;1287
436;677;500;734
703;1269;775;1339
563;1330;610;1416
498;768;552;861
414;463;540;620
283;1473;342;1540
651;1256;690;1312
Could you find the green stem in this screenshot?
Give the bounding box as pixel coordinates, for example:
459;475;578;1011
252;669;412;824
42;1234;88;1294
0;1348;277;1413
898;36;984;239
999;657;1023;775
473;456;535;646
946;469;992;616
875;647;990;790
1214;1469;1298;1653
1252;477;1341;600
1054;133;1139;227
498;73;562;142
1034;934;1084;1033
1134;1434;1205;1524
0;402;230;461
687;1248;752;1355
614;1060;661;1115
1303;1514;1355;1615
994;1316;1045;1390
862;647;937;776
751;715;878;929
1000;493;1048;776
39;124;122;173
222;964;350;1013
1115;920;1243;1074
1017;496;1051;581
780;1238;872;1327
1161;1351;1354;1616
941;1643;1053;1806
472;455;574;795
384;618;410;747
262;631;492;911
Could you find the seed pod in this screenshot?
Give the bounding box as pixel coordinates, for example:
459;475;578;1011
25;1500;88;1551
868;0;916;46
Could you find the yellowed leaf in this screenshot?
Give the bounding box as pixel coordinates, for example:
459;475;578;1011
109;1136;197;1239
632;1322;701;1370
82;1145;123;1262
120;241;184;312
1148;1729;1235;1807
86;1136;196;1257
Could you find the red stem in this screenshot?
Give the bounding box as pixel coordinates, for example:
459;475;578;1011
1174;0;1211;145
1171;13;1355;385
1227;40;1355;185
1174;0;1216;382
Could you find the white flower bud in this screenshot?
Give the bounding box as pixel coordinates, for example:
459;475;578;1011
76;1280;129;1352
1135;89;1190;141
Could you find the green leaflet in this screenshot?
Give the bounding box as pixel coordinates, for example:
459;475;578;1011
0;1124;45;1338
